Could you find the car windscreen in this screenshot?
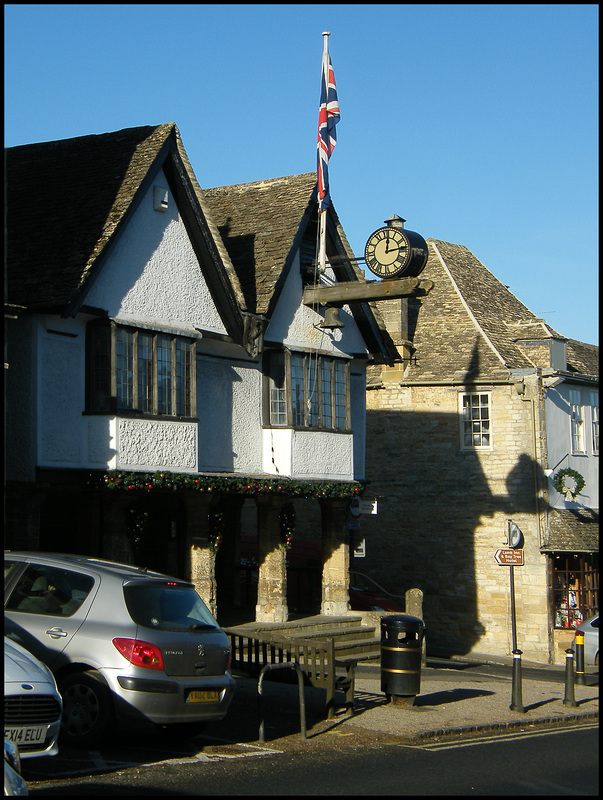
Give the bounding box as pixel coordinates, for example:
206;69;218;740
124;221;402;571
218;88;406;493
123;582;220;632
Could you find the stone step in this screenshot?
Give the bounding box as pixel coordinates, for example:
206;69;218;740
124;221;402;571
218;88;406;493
228;615;365;636
333;639;381;660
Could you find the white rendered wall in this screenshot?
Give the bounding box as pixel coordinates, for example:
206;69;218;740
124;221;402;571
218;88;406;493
37;317;87;469
264;253;369;358
197;356;263;474
545;383;599;509
263;429;354;480
85;169;227;336
262;253;368;480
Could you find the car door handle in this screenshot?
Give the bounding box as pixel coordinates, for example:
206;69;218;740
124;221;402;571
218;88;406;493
45;627;68;638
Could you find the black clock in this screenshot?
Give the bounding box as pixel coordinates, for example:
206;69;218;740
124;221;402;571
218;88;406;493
364;221;428;279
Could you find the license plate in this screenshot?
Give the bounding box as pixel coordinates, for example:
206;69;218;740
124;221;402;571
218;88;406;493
4;726;46;745
187;690;220;703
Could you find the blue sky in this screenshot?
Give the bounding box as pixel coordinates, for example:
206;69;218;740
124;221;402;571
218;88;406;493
5;4;598;344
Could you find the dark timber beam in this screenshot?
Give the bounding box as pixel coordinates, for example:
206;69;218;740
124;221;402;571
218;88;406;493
302;277;434;306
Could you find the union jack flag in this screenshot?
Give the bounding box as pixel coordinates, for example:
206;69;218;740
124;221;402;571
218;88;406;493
317;45;340;213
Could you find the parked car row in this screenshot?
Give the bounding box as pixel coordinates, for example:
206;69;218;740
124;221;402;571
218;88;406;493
4;551;235;756
4;549;598;798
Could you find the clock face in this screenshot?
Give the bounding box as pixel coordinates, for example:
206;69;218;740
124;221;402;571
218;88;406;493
364;227;410;278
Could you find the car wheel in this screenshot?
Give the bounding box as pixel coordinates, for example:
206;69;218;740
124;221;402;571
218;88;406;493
59;670;113;747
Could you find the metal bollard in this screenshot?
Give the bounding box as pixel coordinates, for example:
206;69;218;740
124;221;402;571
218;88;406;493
509;648;525;712
563;648;577;707
574;631;586;685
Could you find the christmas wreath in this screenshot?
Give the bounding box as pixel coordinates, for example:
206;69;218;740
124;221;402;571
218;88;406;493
553;468;586;501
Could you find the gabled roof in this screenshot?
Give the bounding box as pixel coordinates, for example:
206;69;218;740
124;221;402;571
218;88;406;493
5;123;246;338
7;124;173;307
204;174;398;361
5;124;395;362
203;174;318;317
402;239;598;381
566;340;599;378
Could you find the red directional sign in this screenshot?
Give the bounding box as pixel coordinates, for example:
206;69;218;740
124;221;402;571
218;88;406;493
494;548;524;566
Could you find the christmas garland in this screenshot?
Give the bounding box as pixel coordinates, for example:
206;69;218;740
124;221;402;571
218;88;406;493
553;468;586;500
96;471;363;499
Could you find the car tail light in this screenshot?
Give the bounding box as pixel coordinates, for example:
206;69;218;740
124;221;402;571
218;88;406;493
113;638;164;670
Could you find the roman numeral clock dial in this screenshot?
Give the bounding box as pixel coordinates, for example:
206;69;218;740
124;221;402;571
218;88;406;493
364;218;428;280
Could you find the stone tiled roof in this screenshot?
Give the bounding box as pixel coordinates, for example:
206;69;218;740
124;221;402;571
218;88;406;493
6;124;177;308
401;238;598;382
6;125;394;360
203;174;318;316
544;509;599;552
566;340;599;378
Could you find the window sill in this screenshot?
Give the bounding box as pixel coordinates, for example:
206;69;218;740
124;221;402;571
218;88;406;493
83;411;199;423
264;425;352;434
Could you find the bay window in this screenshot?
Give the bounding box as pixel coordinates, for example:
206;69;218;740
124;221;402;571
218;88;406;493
87;321;196;418
264;349;350;431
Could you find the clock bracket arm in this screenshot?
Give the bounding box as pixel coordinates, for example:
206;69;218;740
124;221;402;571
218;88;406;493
302;277;434;308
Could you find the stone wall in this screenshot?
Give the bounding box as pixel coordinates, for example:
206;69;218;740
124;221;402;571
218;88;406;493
362;375;553;663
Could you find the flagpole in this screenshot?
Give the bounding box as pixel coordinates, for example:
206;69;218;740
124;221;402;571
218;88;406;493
318;31;330;273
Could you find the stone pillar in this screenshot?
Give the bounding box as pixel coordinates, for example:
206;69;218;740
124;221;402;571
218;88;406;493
102;493;134;565
255;495;289;623
319;497;351;616
405;587;423;619
185;493;218;618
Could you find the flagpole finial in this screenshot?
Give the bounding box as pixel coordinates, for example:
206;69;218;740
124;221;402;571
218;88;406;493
322;31;330;36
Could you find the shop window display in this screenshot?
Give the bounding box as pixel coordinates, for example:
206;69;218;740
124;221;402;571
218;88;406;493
552;553;599;628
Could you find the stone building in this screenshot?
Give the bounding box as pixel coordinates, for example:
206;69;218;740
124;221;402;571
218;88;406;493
4;123;398;626
362;238;598;664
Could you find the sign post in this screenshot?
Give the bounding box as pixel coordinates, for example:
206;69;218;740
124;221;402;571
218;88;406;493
497;521;525;712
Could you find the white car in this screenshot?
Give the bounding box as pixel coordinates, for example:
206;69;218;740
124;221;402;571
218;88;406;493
4;638;62;759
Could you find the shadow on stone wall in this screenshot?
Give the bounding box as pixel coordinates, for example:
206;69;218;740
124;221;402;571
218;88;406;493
362;406;547;656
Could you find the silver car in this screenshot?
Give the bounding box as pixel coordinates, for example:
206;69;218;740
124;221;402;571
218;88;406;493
573;614;599;666
4;637;62;759
4;552;234;747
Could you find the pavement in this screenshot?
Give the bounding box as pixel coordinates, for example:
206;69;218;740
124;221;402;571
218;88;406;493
207;653;599;748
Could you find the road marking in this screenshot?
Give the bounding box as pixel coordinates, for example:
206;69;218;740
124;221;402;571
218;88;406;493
25;738;285;782
405;721;599;751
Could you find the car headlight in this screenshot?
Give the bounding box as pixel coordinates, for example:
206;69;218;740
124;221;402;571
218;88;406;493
5;738;21;774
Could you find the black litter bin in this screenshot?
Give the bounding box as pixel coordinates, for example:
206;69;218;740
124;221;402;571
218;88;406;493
381;614;425;703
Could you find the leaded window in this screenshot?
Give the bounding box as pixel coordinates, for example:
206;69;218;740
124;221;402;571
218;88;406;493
264;349;350;431
86;321;196;418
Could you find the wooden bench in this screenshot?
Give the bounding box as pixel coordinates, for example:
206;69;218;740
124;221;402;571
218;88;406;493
226;628;357;719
